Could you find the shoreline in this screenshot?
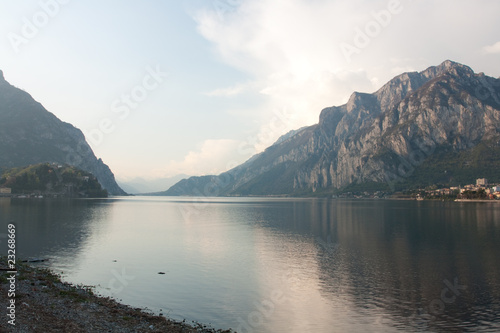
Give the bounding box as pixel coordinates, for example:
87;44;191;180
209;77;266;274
454;199;500;203
0;257;233;333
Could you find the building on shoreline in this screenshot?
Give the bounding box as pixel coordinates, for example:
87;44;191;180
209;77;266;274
419;178;500;200
0;187;11;195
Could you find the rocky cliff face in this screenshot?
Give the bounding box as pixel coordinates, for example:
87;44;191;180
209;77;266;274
0;70;126;195
166;60;500;196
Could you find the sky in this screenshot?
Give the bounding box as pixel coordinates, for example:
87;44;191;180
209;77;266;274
0;0;499;181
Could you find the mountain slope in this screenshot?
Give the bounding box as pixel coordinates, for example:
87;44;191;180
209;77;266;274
165;60;500;196
0;70;126;195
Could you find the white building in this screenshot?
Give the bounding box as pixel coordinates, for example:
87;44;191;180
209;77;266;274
476;178;488;186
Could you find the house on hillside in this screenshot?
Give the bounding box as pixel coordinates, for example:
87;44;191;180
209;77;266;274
476;178;488;187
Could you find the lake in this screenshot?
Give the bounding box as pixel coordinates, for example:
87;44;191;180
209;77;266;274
1;196;500;332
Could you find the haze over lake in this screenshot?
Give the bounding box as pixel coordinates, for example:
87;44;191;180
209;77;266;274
1;197;499;332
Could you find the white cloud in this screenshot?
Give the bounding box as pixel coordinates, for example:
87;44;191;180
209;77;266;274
204;83;247;96
154;139;244;178
482;41;500;55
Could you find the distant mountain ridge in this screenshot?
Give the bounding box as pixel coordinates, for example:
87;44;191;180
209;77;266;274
0;70;126;195
118;174;188;194
165;60;500;196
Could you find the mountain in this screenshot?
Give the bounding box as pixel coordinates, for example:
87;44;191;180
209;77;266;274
165;60;500;196
117;174;188;194
0;70;126;195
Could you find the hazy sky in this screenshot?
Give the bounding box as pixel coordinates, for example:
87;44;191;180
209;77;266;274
1;0;499;181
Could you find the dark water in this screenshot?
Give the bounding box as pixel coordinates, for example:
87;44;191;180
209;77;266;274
1;197;499;332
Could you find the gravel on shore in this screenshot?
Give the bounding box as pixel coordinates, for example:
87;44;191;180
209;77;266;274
0;257;234;333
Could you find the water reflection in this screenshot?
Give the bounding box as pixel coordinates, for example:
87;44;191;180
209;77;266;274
0;197;499;332
251;199;500;332
0;197;111;268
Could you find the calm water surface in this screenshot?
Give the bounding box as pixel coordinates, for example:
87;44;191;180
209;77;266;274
1;197;499;332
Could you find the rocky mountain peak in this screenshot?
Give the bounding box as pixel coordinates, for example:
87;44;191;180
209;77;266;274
422;59;474;79
372;60;476;112
375;70;425;111
346;92;363;111
346;92;358;111
346;92;379;116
